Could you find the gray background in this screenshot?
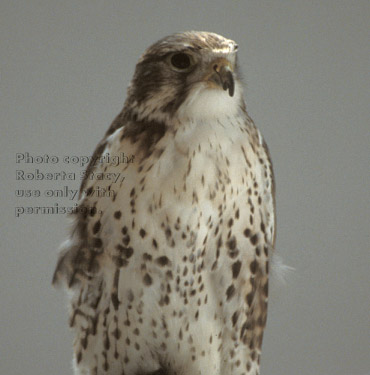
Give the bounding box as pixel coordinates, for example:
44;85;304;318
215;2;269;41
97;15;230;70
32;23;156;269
1;1;369;374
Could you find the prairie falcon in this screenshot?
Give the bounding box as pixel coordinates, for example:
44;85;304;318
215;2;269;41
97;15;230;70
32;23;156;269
53;31;276;375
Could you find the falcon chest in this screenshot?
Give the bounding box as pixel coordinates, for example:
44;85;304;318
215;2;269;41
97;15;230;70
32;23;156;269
105;112;273;373
140;113;269;240
115;111;273;287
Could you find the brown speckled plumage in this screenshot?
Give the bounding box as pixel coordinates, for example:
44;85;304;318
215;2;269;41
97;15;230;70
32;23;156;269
53;31;276;375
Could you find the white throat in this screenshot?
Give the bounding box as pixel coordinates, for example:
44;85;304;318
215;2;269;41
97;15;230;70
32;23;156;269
177;82;243;122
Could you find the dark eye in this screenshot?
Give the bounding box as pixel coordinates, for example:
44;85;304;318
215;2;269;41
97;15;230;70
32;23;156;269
170;53;192;70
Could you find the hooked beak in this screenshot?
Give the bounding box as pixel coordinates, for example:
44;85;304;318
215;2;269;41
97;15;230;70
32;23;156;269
206;58;235;97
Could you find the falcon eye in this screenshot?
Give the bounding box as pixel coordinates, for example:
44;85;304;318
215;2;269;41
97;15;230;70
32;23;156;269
169;53;193;71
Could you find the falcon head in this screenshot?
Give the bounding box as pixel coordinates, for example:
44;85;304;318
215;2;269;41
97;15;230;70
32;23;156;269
124;31;244;123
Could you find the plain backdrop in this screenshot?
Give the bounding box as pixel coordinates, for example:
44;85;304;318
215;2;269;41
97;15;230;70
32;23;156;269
1;1;369;374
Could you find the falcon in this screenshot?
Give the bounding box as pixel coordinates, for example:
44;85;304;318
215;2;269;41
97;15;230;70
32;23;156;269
53;31;276;375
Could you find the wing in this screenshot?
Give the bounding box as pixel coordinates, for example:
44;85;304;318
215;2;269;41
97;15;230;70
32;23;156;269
52;110;166;289
52;109;122;289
